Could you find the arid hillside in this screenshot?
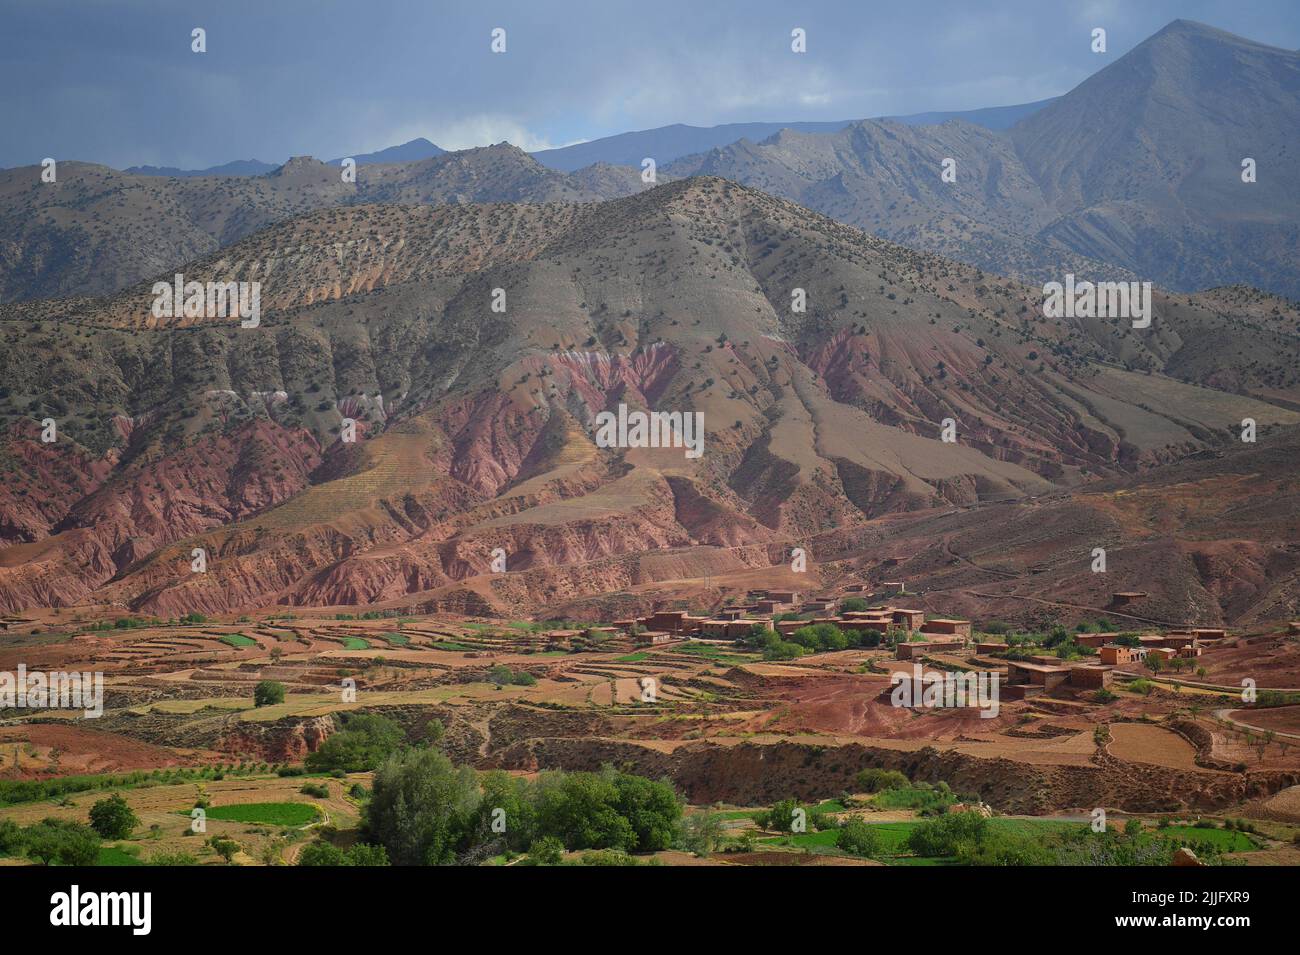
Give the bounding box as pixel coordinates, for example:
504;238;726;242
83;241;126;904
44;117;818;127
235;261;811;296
1;178;1297;620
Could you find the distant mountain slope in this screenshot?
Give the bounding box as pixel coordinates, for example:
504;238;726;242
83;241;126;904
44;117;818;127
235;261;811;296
0;145;647;302
124;159;279;178
883;97;1057;131
528;100;1055;172
123;138;448;177
2;178;1297;616
327;137;445;166
664;20;1300;297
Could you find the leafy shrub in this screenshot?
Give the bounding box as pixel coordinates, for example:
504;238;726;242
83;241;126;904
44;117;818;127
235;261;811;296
904;811;989;857
854;768;909;793
836;819;881;857
305;713;405;774
88;793;138;839
253;680;285;707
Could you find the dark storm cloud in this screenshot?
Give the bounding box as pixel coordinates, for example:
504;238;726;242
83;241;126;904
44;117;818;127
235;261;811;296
2;0;1297;169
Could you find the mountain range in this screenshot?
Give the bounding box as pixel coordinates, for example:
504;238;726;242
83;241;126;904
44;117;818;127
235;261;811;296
1;19;1298;627
2;21;1296;308
1;175;1298;621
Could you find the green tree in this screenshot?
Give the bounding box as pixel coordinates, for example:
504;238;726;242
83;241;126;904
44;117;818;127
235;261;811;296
854;768;909;793
534;771;635;851
904;811;989;857
680;812;725;857
836;819;881;857
527;835;565;865
610;771;681;851
764;798;804;834
475;769;538;852
23;819;101;866
88;793;139;839
364;747;480;865
253;680;285;707
206;836;241;864
305;713;406;773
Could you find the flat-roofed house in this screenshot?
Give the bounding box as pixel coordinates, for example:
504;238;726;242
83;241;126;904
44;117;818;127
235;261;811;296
1067;666;1113;689
891;608;926;631
633;630;674;646
1098;644;1146;666
1005;661;1072;691
644;611;695;634
920;619;973;642
896;638;964;660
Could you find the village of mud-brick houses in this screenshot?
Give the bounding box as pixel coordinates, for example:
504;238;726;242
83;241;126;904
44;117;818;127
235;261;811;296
539;585;1231;702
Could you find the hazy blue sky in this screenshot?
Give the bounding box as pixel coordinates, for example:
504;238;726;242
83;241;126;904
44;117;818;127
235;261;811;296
2;0;1298;169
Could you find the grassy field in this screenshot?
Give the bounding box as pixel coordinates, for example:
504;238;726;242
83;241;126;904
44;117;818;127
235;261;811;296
754;816;1261;864
96;844;144;866
342;637;370;650
202;802;321;827
1159;825;1259;852
675;642;757;664
379;632;410;647
219;633;257;648
759;818;1087;861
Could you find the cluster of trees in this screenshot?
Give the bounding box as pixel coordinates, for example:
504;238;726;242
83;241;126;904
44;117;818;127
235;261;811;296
0;818;102;866
356;749;682;865
0;791;141;865
487;665;537;687
742;623;881;661
299;841;389;866
304;713;411;773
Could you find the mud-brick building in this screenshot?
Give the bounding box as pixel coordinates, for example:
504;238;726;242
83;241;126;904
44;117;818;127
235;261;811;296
1005;661;1073;692
1004;661;1113;695
632;630;674;646
1066;665;1113;689
896;638;965;660
1098;644;1146;666
890;608;927;631
919;618;973;642
641;610;704;635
